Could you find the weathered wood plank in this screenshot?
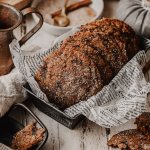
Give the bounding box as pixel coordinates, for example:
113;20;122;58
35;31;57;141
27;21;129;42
57;120;108;150
28;104;60;150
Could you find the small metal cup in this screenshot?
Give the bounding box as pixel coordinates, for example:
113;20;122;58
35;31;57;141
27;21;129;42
0;3;43;76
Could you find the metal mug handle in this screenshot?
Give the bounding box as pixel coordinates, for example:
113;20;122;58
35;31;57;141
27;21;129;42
19;7;43;46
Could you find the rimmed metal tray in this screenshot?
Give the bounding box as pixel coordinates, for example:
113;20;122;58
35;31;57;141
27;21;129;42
0;103;48;150
24;84;84;129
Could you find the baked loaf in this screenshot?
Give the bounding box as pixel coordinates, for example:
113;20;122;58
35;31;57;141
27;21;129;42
135;112;150;134
107;129;150;150
11;122;45;150
35;18;139;109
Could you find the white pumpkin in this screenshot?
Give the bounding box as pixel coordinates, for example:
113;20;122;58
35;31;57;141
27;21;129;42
117;0;150;39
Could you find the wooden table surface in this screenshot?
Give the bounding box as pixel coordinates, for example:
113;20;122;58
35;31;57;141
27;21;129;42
12;0;150;150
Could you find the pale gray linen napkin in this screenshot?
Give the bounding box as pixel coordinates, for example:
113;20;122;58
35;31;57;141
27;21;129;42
0;68;27;117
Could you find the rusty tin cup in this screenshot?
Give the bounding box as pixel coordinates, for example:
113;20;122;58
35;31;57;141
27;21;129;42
0;3;43;76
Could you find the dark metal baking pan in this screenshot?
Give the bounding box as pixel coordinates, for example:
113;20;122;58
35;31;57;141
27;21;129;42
0;103;48;150
0;116;23;148
23;84;84;129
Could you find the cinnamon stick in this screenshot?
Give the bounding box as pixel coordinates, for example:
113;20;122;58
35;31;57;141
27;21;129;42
51;0;92;18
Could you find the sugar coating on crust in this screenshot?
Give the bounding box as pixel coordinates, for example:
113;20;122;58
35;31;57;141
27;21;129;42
36;49;103;109
35;18;139;109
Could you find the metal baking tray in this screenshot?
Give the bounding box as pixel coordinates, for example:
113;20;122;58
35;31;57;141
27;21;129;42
0;103;48;150
23;84;84;129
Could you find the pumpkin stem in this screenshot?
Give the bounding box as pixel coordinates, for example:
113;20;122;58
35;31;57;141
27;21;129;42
143;0;150;8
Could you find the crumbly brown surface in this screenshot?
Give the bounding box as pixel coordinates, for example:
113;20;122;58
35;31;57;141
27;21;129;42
135;112;150;134
35;18;139;109
11;122;45;150
107;129;150;150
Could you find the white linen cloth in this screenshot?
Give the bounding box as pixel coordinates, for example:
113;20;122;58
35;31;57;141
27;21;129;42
0;68;27;117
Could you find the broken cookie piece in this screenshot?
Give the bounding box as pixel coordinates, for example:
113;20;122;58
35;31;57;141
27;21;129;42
11;122;45;150
135;112;150;134
108;129;150;150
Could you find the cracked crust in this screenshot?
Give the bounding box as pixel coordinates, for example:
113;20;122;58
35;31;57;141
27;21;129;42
35;18;139;109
